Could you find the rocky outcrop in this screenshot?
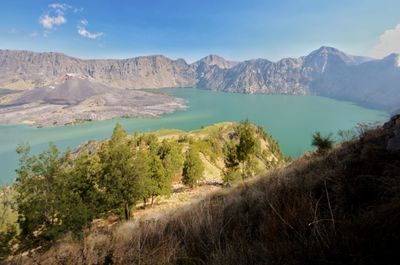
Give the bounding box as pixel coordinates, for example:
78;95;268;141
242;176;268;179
386;115;400;155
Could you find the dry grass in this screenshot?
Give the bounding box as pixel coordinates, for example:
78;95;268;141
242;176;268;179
9;116;400;265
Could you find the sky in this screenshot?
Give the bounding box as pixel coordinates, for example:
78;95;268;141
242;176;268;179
0;0;400;62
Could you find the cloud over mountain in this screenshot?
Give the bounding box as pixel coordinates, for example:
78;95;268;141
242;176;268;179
370;24;400;58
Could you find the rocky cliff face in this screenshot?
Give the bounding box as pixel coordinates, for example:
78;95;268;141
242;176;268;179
197;47;399;112
0;47;398;112
0;50;197;89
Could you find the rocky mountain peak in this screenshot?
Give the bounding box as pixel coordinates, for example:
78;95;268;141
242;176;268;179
196;54;238;69
303;46;355;73
381;53;400;67
313;46;342;54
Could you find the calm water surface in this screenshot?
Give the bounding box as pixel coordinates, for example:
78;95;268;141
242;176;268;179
0;88;389;184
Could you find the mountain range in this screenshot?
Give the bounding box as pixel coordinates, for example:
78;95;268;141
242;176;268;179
0;47;399;113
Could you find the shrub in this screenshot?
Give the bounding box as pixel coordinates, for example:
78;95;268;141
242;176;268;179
0;225;16;261
311;132;334;154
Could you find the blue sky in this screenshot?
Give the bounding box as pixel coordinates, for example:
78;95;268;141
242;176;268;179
1;0;399;62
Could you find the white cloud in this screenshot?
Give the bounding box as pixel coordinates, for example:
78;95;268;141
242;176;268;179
48;3;71;11
370;24;400;58
80;19;88;26
77;19;103;39
39;14;66;29
77;26;103;39
39;3;79;30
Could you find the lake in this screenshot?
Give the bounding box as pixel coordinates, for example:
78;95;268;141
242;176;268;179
0;88;389;184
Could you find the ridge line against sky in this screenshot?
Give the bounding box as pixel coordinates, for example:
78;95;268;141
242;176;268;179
0;46;391;64
0;0;400;63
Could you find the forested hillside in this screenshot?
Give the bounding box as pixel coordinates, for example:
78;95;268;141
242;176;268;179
0;121;284;261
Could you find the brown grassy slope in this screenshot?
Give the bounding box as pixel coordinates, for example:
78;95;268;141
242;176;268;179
14;116;400;265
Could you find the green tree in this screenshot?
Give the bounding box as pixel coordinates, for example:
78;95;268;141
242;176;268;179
14;143;107;243
131;148;152;209
14;143;64;242
236;119;259;163
223;120;260;183
158;140;183;179
224;141;240;169
148;153;169;205
59;150;104;236
312;132;334;154
98;123;137;220
182;147;204;188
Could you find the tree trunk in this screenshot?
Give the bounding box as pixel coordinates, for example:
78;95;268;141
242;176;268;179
143;198;147;209
151;195;155;206
124;202;130;220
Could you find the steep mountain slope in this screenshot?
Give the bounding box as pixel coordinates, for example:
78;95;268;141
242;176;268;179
0;47;398;112
11;115;400;265
197;47;399;113
197;57;308;94
311;53;400;111
0;50;197;89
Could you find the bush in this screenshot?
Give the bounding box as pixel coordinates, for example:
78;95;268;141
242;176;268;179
0;225;16;260
311;132;334;154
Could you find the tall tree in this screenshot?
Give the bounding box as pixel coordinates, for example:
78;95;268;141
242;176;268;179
158;140;183;179
223;120;260;183
236;119;258;164
148;152;169;205
131;148;152;209
98;123;137;220
14;143;64;241
59;150;104;235
182;147;204;188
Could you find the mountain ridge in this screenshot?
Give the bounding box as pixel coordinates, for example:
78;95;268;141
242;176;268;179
0;47;398;113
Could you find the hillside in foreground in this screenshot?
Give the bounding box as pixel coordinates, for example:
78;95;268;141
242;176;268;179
4;115;399;264
0;121;284;263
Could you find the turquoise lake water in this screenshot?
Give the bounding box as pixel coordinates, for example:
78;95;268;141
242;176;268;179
0;88;389;184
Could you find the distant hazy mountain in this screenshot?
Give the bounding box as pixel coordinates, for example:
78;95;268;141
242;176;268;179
0;47;398;113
